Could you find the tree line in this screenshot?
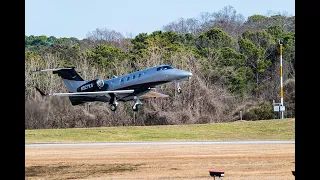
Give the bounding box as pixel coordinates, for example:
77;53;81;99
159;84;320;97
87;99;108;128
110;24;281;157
25;6;295;129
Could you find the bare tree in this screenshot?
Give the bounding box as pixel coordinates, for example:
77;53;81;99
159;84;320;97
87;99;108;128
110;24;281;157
211;6;245;39
86;28;125;48
186;18;201;34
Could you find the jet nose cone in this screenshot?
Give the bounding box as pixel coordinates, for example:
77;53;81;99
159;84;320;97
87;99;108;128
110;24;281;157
178;70;192;80
165;69;193;81
183;71;192;77
188;72;192;80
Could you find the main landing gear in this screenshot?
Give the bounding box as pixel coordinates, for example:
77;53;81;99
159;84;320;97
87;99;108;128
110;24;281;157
109;94;118;111
132;96;143;112
110;102;118;111
109;94;143;112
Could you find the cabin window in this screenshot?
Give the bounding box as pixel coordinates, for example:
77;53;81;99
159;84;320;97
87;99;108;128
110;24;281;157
127;76;130;81
133;75;136;79
120;78;124;84
157;67;162;71
138;73;141;77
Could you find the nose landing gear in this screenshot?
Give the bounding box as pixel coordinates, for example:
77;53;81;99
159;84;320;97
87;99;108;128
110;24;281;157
177;82;182;94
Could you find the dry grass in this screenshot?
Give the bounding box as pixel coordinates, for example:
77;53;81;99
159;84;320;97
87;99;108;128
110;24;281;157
26;163;143;179
25;143;295;180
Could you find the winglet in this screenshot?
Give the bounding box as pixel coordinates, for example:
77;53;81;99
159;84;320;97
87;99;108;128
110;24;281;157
35;86;48;97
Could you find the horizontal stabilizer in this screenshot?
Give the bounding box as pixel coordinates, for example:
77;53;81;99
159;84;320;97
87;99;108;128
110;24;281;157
35;86;48;96
31;67;84;81
31;67;74;73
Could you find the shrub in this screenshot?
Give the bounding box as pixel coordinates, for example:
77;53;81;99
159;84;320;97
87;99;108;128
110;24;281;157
242;101;276;120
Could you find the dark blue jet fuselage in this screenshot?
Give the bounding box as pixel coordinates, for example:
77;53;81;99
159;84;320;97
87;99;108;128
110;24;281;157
70;65;192;104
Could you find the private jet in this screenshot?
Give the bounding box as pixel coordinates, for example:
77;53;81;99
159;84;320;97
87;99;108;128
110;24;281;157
33;65;192;112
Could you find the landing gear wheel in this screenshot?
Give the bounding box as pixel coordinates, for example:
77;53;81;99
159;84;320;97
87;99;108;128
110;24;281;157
110;104;117;111
177;88;182;94
132;104;140;112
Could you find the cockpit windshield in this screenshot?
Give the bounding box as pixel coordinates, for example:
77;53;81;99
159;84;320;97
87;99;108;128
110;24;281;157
156;66;173;71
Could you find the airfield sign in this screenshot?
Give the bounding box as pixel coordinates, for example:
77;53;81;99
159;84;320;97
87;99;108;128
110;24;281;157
274;105;285;112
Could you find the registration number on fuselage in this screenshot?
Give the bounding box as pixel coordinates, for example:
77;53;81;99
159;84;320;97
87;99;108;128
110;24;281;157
81;83;93;91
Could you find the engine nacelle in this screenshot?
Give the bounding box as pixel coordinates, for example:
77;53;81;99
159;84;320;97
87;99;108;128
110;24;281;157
77;79;108;92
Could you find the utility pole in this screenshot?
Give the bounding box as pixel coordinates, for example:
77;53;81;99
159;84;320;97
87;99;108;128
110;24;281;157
279;41;284;119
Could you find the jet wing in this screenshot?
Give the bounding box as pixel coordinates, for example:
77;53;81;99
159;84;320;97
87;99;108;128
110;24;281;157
35;87;134;97
139;90;169;99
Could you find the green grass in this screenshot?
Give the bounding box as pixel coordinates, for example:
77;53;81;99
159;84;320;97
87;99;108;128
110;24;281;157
25;118;295;143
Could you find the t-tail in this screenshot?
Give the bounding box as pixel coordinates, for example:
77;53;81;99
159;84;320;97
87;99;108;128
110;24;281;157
32;67;87;105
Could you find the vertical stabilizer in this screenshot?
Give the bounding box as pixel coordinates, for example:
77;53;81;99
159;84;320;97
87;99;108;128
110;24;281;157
32;67;87;92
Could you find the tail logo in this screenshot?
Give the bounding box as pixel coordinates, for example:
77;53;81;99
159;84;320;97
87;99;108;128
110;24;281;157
97;79;104;89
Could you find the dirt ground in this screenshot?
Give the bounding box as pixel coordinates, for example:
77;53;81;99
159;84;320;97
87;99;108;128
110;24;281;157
25;143;295;180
